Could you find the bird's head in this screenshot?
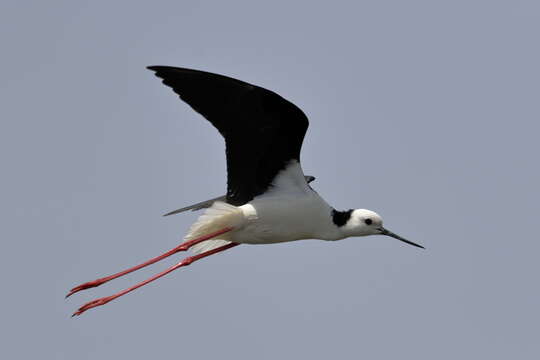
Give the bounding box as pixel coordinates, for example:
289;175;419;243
341;209;424;249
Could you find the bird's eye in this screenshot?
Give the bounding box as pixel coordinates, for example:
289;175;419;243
364;219;373;225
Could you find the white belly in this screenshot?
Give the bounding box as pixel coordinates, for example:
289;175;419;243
233;192;340;244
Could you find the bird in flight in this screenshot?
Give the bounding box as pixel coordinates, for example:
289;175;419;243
67;66;424;316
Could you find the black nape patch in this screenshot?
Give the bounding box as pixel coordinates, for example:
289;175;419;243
331;209;353;227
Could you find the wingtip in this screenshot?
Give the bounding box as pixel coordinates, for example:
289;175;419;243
162;209;183;217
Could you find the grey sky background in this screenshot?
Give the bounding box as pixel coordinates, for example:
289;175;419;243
1;1;539;359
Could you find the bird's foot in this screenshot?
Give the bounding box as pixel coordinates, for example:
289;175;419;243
72;295;115;316
66;279;105;298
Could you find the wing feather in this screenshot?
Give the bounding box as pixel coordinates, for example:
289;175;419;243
148;66;309;205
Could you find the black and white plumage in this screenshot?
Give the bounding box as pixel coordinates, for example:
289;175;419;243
67;66;423;316
163;176;316;216
148;66;309;207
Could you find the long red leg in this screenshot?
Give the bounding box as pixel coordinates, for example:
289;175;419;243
72;242;239;316
66;227;233;298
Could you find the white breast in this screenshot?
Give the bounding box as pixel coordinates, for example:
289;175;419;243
232;161;342;244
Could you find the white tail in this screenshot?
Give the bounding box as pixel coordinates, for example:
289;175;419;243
183;202;245;254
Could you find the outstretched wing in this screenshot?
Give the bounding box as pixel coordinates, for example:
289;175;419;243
148;66;310;206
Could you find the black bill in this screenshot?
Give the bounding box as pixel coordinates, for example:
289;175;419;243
379;227;424;249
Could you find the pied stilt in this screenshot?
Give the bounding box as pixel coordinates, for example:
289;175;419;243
67;66;424;316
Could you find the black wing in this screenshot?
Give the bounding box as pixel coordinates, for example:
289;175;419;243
148;66;309;206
